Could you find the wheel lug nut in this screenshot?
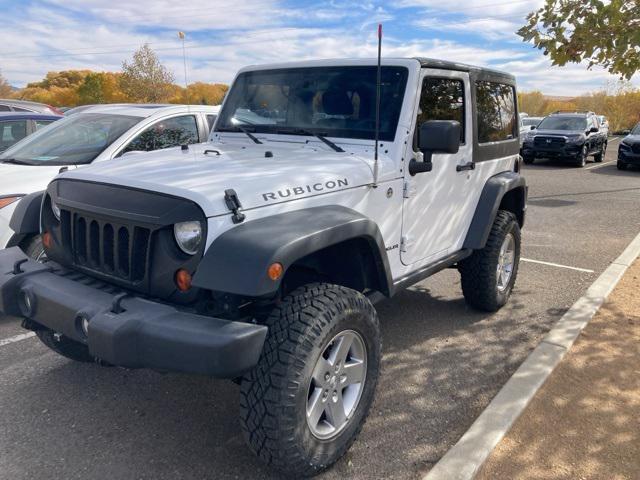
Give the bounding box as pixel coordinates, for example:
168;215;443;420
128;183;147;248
324;373;330;381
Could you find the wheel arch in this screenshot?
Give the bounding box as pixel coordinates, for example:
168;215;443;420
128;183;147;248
8;191;44;244
192;206;393;298
463;171;527;250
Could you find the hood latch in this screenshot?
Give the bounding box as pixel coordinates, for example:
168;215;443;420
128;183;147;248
224;189;246;224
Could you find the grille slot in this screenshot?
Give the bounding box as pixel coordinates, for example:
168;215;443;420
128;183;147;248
64;213;151;285
534;136;566;148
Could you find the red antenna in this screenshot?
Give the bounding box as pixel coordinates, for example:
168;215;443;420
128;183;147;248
373;23;382;187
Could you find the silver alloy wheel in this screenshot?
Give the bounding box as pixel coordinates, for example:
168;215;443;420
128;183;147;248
496;233;516;292
306;329;367;440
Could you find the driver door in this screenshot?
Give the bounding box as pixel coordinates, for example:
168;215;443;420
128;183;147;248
400;70;473;266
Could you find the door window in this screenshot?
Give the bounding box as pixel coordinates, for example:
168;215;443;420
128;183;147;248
206;115;217;132
34;120;55;130
476;81;517;143
122;115;199;154
0;105;10;112
417;78;465;143
0;120;28;151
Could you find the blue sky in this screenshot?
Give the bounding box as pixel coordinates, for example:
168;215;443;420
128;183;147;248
0;0;636;95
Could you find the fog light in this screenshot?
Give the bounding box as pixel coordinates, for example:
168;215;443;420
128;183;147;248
76;313;90;336
175;269;192;292
267;262;283;281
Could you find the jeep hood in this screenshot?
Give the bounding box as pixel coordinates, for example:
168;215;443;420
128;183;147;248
56;143;377;217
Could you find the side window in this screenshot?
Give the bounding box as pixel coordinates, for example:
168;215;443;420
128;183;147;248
476;81;517;143
34;120;54;130
0;120;29;151
122;115;199;154
417;78;465;143
13;107;31;112
206;115;217;132
0;105;10;112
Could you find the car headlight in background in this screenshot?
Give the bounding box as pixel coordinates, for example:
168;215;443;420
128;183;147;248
0;195;23;210
173;221;203;255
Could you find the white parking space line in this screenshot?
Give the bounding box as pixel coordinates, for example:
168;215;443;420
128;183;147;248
521;257;595;273
585;161;614;170
0;332;35;347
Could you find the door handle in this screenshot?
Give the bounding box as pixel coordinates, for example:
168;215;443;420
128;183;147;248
456;161;475;172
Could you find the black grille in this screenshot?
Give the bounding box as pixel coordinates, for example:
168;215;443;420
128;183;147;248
632;143;640;154
61;211;151;284
534;136;566;149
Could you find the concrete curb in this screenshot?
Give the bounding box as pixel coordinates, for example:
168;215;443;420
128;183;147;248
424;230;640;480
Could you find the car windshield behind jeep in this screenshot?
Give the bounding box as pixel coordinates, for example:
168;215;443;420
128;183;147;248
631;124;640;135
537;116;587;131
216;66;409;142
0;113;141;165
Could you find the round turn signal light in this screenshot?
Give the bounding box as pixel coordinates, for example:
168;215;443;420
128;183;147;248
42;231;52;249
267;262;283;281
174;268;192;292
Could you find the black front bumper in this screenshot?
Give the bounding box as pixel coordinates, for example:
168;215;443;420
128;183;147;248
522;143;582;160
618;149;640;165
0;247;267;378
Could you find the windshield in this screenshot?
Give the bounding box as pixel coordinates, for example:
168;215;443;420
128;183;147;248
537;116;587;131
631;124;640;135
0;113;141;165
216;66;409;142
522;118;541;126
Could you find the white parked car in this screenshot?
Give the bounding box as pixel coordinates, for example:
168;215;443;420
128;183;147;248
597;115;609;136
0;104;219;252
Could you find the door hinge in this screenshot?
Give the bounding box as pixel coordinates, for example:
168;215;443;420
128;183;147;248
403;181;416;199
400;235;413;252
224;189;246;224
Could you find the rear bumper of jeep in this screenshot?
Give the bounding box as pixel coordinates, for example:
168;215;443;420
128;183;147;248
0;247;267;378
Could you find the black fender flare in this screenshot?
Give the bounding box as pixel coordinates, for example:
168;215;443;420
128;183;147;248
9;191;44;238
192;206;392;298
463;172;527;250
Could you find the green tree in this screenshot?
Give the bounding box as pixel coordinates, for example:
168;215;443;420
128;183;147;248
518;0;640;79
120;44;175;102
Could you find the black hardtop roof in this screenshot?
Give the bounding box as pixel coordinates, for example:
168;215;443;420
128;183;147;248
414;57;515;82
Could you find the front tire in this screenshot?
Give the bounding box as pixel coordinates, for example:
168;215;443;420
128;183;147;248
36;330;95;363
575;145;588;167
522;156;534;165
617;160;626;170
459;210;521;312
240;283;381;477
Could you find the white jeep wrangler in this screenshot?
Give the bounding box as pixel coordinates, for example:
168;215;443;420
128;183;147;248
0;58;526;477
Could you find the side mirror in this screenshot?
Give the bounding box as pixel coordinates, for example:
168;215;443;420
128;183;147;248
589;126;599;133
418;120;461;154
530;125;536;130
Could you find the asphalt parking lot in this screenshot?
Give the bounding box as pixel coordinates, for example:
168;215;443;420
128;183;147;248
1;138;639;480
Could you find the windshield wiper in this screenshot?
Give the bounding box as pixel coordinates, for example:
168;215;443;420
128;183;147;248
218;126;262;144
279;128;344;153
0;158;34;165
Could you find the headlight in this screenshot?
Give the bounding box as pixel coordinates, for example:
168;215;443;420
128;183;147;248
0;195;22;210
51;197;61;220
619;141;631;150
566;135;584;144
173;221;203;255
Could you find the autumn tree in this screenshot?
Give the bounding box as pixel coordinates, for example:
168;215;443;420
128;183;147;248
0;71;12;97
120;44;175;103
517;91;549;116
518;0;640;79
78;72;129;104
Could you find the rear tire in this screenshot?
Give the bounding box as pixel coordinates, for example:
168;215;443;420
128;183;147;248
459;210;521;312
594;143;606;162
240;283;381;477
36;330;95;363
